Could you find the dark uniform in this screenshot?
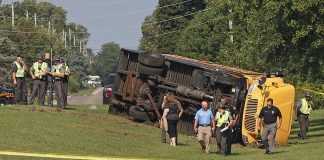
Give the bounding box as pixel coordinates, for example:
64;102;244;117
11;55;28;104
52;57;65;109
44;57;53;105
259;105;282;154
296;92;314;140
61;58;70;106
29;55;49;105
215;106;233;155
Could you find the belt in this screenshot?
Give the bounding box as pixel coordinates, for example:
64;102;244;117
265;122;276;125
199;124;210;127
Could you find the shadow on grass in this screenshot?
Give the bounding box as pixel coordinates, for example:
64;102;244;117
291;118;324;135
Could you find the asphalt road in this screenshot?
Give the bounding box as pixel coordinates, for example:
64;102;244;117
67;87;103;105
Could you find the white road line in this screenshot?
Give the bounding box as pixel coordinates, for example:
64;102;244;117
0;151;145;160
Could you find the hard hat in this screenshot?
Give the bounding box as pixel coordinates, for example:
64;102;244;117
305;92;312;97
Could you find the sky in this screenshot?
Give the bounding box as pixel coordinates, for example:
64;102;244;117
2;0;159;52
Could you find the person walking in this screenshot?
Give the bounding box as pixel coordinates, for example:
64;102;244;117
215;104;233;156
29;54;49;105
296;92;315;140
161;92;182;144
161;93;183;146
11;54;29;105
52;56;65;109
193;101;215;154
257;98;282;155
61;57;70;106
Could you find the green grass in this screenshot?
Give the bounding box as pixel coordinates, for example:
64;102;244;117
68;87;99;96
0;105;323;160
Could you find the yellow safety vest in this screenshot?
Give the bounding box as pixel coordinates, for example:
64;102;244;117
299;98;312;115
13;61;25;78
53;64;63;76
33;62;48;78
215;111;230;127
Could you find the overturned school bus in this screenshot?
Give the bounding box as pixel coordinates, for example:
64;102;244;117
110;49;295;145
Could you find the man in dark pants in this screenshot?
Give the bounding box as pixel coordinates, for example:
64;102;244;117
295;92;315;140
227;105;239;155
61;57;70;106
44;53;53;105
52;56;65;109
215;104;233;156
11;54;29;105
258;98;282;155
29;55;49;105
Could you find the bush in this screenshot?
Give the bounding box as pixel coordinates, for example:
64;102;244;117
68;75;81;93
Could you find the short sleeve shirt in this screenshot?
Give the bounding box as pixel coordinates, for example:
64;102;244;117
11;63;18;73
259;106;282;124
194;108;214;125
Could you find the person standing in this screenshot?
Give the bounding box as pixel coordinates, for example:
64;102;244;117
215;104;233;156
43;52;53;105
161;92;182;144
257;98;282;155
11;54;29;105
52;56;65;109
296;92;315;140
29;54;49;105
61;57;70;106
161;93;183;146
193;101;215;154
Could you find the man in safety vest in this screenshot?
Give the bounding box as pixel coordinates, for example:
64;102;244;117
214;104;233;156
29;54;49;105
61;57;70;106
11;54;29;104
52;56;65;109
296;92;315;140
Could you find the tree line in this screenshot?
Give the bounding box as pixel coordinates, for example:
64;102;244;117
0;0;92;92
139;0;323;107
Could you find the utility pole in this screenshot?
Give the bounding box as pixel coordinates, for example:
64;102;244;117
34;13;37;26
11;3;14;27
73;35;76;47
48;20;51;32
26;10;29;20
79;39;82;53
69;28;72;45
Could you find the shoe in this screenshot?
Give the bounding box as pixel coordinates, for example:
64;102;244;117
268;152;273;155
265;151;269;154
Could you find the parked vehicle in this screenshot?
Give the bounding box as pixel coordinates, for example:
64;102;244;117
0;86;15;105
110;48;295;145
103;73;116;104
87;75;101;87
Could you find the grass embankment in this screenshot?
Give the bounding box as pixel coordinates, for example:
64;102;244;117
0;105;323;160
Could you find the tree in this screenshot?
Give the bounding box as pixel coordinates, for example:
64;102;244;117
91;42;120;81
139;0;206;53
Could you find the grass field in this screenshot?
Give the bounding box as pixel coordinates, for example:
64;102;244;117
0;105;323;160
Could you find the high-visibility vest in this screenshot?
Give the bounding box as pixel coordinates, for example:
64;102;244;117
299;98;312;115
13;61;25;78
53;64;63;77
33;62;48;78
216;110;230;127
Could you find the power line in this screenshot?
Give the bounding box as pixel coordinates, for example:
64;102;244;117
0;18;218;49
2;0;193;21
5;0;136;8
0;7;209;34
